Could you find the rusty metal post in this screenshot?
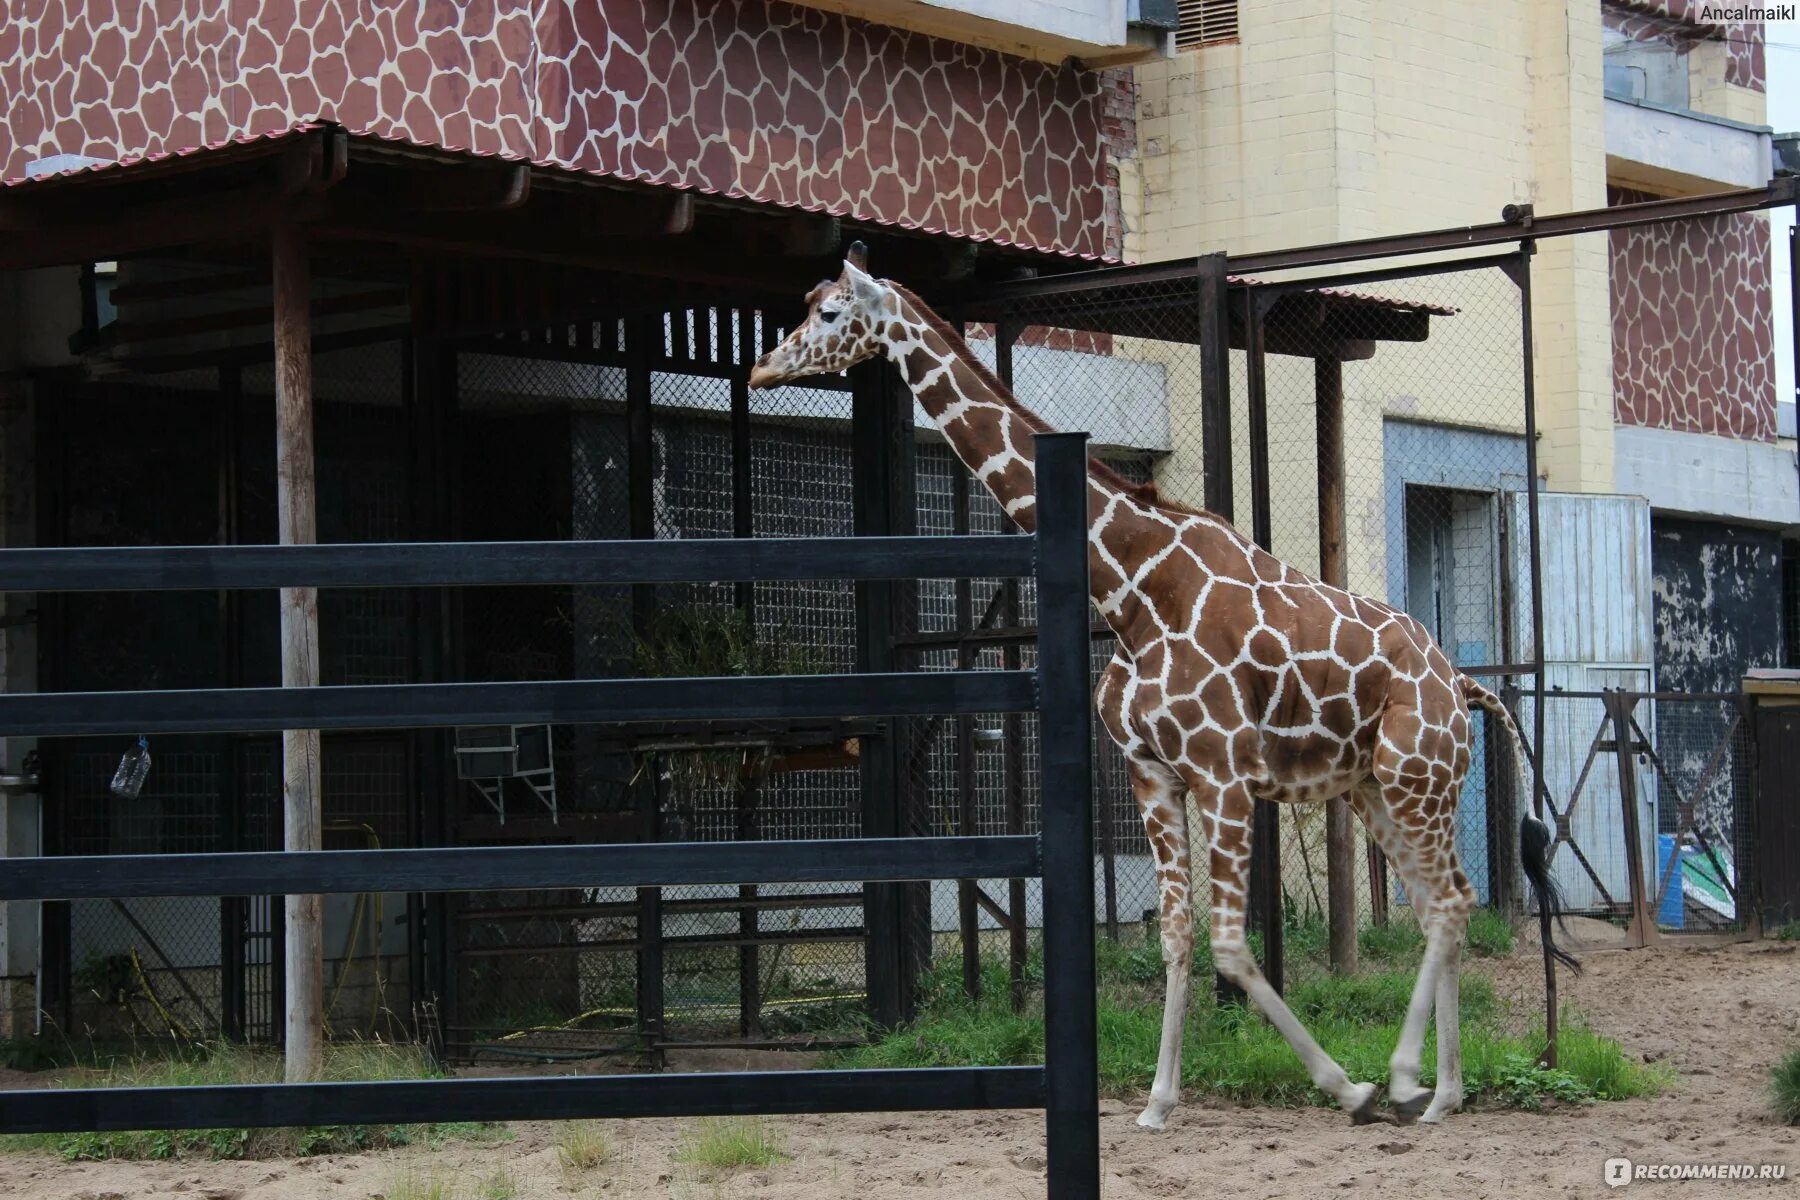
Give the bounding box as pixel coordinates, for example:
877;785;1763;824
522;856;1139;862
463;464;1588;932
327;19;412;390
1607;690;1658;948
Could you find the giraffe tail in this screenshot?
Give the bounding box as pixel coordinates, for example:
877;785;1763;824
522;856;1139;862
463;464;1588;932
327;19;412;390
1457;675;1581;976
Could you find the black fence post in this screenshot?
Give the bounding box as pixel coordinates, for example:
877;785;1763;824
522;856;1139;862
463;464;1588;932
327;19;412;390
1242;291;1283;995
626;312;665;1068
996;318;1030;1013
1033;433;1099;1200
852;359;910;1029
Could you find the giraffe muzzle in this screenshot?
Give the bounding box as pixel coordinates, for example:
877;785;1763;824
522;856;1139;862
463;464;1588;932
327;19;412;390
747;354;787;390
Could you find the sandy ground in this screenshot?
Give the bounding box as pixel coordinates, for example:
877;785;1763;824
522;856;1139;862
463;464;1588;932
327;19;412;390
2;938;1795;1200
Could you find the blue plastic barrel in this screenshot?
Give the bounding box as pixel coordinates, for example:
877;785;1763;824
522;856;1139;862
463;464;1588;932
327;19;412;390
1656;833;1684;930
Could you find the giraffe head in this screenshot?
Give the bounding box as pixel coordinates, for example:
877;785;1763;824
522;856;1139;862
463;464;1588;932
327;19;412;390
747;242;892;389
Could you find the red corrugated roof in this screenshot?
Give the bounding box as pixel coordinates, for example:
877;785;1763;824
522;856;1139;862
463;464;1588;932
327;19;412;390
2;123;326;189
1229;274;1459;317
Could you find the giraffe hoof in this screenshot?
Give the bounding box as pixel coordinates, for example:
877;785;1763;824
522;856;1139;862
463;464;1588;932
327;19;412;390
1390;1090;1436;1126
1346;1083;1384;1126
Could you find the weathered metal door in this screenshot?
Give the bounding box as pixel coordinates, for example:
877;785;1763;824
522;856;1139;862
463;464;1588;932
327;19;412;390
1755;705;1800;927
1507;492;1656;912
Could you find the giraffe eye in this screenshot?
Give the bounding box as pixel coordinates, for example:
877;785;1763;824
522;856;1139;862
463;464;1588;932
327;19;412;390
819;308;840;323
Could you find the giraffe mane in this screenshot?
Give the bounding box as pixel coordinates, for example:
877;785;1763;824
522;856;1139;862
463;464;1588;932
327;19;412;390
883;280;1202;518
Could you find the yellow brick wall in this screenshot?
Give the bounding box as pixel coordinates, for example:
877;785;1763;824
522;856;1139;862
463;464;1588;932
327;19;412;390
1125;0;1621;590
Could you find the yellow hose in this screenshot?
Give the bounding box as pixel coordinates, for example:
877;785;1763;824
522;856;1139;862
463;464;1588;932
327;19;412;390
128;946;193;1042
323;822;385;1036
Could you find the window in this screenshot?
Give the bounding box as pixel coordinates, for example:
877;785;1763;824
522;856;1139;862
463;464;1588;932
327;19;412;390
1176;0;1237;51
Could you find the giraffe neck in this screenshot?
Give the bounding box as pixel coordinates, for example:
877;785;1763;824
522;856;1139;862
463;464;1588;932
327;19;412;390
878;285;1201;638
881;287;1061;532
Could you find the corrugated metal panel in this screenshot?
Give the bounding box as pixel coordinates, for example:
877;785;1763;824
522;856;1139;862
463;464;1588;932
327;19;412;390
1507;493;1653;665
1506;493;1656;911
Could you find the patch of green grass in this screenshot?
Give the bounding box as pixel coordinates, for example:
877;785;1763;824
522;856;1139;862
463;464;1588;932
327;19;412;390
381;1163;462;1200
0;1041;501;1162
673;1118;789;1174
1770;1047;1800;1124
1770;921;1800;943
476;1165;519;1200
835;944;1666;1114
1358;918;1426;962
556;1120;617;1172
1465;908;1517;958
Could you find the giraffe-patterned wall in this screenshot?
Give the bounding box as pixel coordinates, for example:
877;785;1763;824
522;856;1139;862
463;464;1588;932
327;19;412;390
1605;0;1765;91
0;0;1115;258
1609;187;1775;442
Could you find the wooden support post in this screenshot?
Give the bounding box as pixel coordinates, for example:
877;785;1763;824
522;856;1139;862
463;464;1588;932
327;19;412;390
1315;355;1359;974
273;224;323;1082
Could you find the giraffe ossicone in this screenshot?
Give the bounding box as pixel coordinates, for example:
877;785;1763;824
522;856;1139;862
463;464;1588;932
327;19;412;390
750;249;1577;1130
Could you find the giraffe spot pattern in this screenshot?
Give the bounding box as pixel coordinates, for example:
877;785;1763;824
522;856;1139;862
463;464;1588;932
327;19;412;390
0;0;1113;258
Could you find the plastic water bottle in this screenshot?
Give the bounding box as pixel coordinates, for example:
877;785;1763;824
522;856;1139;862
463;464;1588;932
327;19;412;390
110;737;151;800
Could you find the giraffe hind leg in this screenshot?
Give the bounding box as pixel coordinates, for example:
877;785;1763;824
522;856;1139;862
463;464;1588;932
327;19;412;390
1351;780;1475;1124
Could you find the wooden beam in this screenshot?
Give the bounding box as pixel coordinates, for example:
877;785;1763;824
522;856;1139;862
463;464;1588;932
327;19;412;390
273;224;324;1083
96;288;406;349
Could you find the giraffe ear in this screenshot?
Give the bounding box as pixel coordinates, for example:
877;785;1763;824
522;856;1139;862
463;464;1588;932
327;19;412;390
842;256;884;306
845;241;868;271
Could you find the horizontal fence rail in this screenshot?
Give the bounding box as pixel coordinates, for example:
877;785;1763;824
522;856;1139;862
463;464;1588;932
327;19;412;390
0;534;1037;592
0;1067;1047;1134
0;835;1041;901
0;670;1036;737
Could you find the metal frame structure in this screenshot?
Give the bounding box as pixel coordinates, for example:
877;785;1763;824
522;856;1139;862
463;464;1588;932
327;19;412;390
945;178;1800;1008
0;436;1102;1199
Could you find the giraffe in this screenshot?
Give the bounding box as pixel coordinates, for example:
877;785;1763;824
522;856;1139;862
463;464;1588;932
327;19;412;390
747;246;1576;1129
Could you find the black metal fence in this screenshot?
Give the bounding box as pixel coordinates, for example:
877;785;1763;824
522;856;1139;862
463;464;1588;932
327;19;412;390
0;435;1102;1199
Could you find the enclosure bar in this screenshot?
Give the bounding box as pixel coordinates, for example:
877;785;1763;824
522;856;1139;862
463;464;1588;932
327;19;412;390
996;318;1030;1015
0;669;1037;738
1034;433;1101;1200
0;1066;1047;1135
973;179;1797;300
952;452;982;1001
0;835;1042;902
1510;247;1549;826
730;354;758;1039
0;535;1038;592
1241;295;1282;994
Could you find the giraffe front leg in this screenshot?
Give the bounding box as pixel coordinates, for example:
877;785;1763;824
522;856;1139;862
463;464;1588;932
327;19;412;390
1199;780;1379;1122
1126;758;1194;1131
